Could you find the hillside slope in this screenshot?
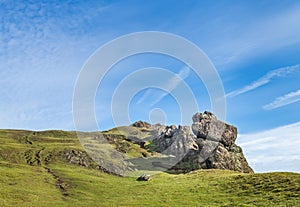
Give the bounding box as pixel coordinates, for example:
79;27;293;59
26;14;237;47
0;129;299;206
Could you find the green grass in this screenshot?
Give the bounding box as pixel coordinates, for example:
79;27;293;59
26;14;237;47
0;162;65;206
0;129;299;206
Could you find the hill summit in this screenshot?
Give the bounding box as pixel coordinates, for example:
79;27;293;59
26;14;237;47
1;119;299;206
0;111;252;177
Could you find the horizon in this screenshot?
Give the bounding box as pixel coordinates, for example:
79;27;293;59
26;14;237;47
1;0;300;173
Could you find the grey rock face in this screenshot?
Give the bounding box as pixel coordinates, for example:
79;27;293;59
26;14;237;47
152;125;198;158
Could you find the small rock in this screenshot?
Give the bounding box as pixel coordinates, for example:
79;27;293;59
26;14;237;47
137;174;151;181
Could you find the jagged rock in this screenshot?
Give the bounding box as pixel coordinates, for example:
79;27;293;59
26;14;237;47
65;149;93;167
152;125;198;158
191;111;237;147
212;144;253;173
149;112;253;173
137;174;151;181
132;121;152;128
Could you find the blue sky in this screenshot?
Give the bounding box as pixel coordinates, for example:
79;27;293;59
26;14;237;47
1;0;300;172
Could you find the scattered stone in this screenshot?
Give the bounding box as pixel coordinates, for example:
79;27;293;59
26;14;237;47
65;149;92;167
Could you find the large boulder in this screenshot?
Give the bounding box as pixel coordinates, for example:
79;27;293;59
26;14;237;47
191;111;237;147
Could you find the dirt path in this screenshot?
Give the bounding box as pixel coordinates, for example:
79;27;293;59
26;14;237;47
44;166;69;196
23;139;69;197
24;147;45;165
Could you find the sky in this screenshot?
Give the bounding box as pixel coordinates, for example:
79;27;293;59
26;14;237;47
1;0;300;172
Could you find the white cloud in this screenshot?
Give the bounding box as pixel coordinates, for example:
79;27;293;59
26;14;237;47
263;89;300;110
226;64;300;97
237;122;300;172
136;66;190;106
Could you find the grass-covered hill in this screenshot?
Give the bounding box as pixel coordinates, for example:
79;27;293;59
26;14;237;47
0;129;299;206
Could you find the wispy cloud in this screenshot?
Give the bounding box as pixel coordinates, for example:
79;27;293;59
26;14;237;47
0;1;110;130
263;89;300;110
136;66;190;106
237;121;300;172
211;4;300;67
136;89;152;105
226;64;300;98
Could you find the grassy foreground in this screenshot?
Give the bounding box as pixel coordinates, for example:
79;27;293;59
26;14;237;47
0;129;299;206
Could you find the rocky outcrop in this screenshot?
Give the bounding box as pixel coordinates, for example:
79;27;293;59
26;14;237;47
64;112;253;175
64;149;129;176
151;111;253;173
65;149;94;168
